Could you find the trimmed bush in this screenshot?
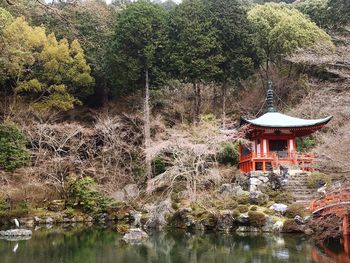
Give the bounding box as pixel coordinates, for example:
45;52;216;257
0;122;30;171
307;172;331;189
285;204;306;218
237;205;249;213
237;193;250;205
250;206;258;211
232;209;240;217
248;211;266;227
217;142;239;166
267;190;294;204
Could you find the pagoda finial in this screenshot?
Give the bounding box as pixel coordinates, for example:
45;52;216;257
266;80;276;112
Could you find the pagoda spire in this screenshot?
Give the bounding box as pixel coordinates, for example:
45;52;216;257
266;80;276;112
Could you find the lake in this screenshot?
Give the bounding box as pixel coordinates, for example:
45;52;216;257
0;226;346;263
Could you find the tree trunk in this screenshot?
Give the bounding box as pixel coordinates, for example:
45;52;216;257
222;82;227;129
144;68;152;180
192;83;201;125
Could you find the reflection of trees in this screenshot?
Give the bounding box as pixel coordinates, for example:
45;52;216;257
0;227;318;263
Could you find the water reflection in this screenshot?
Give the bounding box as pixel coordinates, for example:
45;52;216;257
0;226;347;263
311;236;350;263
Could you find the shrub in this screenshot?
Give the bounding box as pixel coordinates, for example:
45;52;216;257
0;122;30;171
250;206;258;211
217;142;239;166
307;172;331;189
263;208;274;215
267;190;294;204
66;175;112;216
248;211;266;227
63;207;75;218
237;193;250;205
285;204;306;218
232;209;240;217
237;205;249;213
152;157;168;176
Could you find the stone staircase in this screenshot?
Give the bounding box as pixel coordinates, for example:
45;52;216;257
282;172;318;206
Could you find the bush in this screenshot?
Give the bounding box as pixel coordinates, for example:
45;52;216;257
66;175;112;216
152;157;168;176
217;142;239;166
232;209;240;217
237;193;250;205
285;204;306;218
0;122;30;171
237;205;249;213
250;206;258;211
307;172;331;189
248;211;266;227
263;208;274;215
267;190;294;204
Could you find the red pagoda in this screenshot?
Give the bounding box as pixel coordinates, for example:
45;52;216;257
239;81;332;173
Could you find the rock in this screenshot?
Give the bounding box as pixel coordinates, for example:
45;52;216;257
48;200;65;212
0;229;32;236
237;213;250;225
250;191;269;205
216;210;234;231
111;191;125;202
130;211;142;227
262;216;275;232
123;184;139;199
45;217;54;224
219;184;245;197
122;228;148;244
272;221;284;233
145;199;173;230
304;228;314;235
294;215;305;225
250;177;262;186
270;203;288;214
34;216;43;224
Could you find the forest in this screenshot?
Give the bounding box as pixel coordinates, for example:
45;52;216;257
0;0;349;235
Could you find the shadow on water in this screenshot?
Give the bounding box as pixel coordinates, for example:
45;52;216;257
0;226;348;263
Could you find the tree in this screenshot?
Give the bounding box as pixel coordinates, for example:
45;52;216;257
248;3;332;78
295;0;350;29
1;0;115;107
204;0;259;128
167;0;223;124
0;9;94;113
110;0;168;179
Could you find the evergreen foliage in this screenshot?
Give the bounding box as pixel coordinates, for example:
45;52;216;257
0;121;30;171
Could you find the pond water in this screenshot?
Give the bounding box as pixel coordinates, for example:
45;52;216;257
0;226;346;263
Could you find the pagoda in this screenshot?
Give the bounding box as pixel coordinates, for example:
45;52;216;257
239;81;332;173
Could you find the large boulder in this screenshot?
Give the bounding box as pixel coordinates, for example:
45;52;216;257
270;203;288;214
122;228;148;244
144;199;173;230
0;229;32;236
